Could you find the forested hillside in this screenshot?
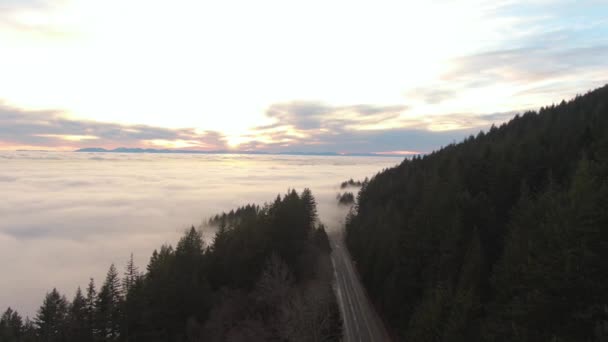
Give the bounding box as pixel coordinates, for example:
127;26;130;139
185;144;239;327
346;85;608;341
1;189;340;342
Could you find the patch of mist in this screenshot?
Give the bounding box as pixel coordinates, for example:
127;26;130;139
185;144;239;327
0;152;399;316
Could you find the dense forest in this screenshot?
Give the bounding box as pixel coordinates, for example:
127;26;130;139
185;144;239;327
1;189;341;342
346;85;608;341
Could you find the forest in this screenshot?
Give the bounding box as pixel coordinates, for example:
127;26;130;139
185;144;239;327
346;84;608;341
1;189;341;342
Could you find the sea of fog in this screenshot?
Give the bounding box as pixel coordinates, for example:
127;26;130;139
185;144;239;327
0;151;400;317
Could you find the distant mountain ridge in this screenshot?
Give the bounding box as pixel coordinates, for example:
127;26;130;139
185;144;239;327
74;147;405;157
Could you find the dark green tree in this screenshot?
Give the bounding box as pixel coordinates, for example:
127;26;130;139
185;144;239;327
35;288;69;342
0;307;23;342
84;278;97;340
3;188;342;342
96;264;122;341
122;253;139;295
66;287;89;342
345;85;608;341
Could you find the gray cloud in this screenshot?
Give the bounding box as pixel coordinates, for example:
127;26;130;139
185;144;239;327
0;104;228;149
406;29;607;111
265;102;407;131
240;127;476;154
446;44;608;86
243;101;520;154
436;19;608;97
1;101;505;154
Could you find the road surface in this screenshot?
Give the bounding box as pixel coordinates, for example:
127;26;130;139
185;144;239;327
330;232;391;342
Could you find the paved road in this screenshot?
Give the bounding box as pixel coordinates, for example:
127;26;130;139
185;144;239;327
330;233;391;342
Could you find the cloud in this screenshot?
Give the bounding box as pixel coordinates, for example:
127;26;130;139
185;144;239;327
265;102;407;131
0;104;228;150
0;151;400;316
0;100;492;154
0;0;74;38
459;3;608;84
239;126;483;155
231;100;521;154
445;44;608;86
0;0;53;10
403;33;607;120
2;100;510;154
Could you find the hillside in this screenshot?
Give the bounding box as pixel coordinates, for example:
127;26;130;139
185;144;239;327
346;85;608;341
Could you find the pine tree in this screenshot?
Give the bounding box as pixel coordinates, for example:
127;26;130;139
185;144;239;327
21;318;37;342
123;253;139;295
97;264;123;341
35;288;69;342
176;227;204;258
173;227;209;338
122;253;142;340
85;278;98;340
0;307;23;342
67;287;88;342
301;188;317;227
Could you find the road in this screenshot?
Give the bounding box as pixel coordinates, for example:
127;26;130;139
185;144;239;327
330;232;391;342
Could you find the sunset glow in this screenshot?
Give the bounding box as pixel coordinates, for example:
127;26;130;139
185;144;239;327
0;0;606;153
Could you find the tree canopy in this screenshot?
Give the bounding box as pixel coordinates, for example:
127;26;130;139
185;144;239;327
2;188;340;342
346;85;608;341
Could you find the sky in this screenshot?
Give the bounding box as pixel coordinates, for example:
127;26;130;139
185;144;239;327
0;0;606;153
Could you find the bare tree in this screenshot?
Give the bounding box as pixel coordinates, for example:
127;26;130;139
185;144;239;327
254;254;293;308
279;280;338;342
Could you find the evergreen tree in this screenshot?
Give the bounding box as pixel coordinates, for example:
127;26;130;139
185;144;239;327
173;227;210;340
21;318;37;342
0;307;23;342
345;85;608;341
35;288;69;342
96;264;122;341
301;187;318;226
123;253;139;295
66;287;89;342
84;278;97;340
2;188;342;341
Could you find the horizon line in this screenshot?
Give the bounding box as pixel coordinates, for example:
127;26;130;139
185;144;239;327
10;147;420;157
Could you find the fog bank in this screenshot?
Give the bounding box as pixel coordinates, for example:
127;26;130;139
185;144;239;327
0;152;399;316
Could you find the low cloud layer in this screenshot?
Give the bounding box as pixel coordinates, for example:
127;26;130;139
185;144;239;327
0;152;399;316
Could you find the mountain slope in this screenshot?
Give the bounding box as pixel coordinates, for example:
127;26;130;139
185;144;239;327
346;85;608;341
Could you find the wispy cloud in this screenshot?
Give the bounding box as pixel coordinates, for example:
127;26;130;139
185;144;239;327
227;101;520;154
0;104;228;150
264;102;407;131
445;44;608;85
0;100;518;154
0;0;74;38
0;0;606;153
